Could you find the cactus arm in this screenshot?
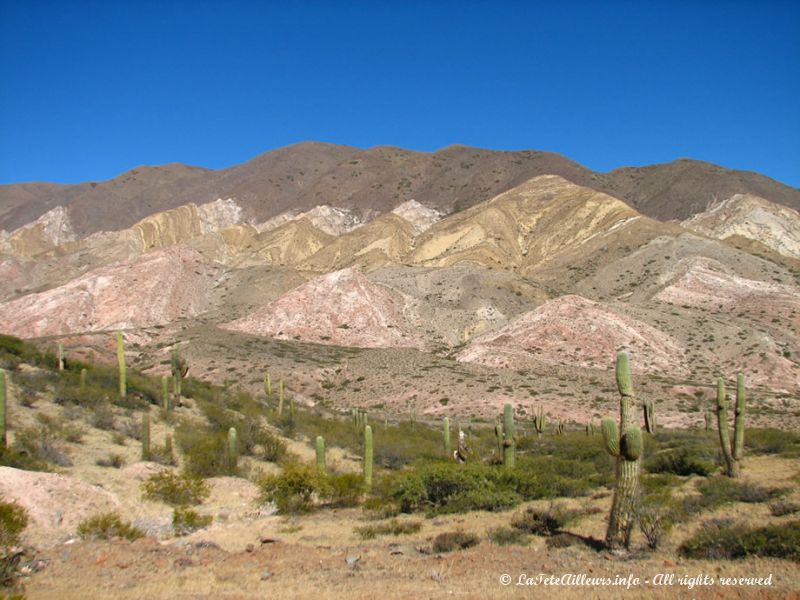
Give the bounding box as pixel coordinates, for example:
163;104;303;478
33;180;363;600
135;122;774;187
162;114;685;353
601;417;619;457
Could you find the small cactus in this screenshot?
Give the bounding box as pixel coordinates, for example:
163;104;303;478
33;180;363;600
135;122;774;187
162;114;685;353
443;417;451;457
117;331;126;399
316;436;326;472
79;368;87;391
363;425;373;490
141;412;150;461
171;347;188;400
502;403;515;469
603;351;642;550
0;370;6;451
228;427;238;474
264;373;272;400
532;406;548;437
644;399;656;434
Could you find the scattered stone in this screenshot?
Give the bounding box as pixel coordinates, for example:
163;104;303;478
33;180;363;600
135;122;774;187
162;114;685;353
245;544;254;553
260;570;273;580
345;555;361;566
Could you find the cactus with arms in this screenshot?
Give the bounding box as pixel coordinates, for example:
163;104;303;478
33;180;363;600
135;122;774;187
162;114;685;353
644;399;656;434
716;374;746;477
171;347;188;401
532;405;547;437
603;351;643;550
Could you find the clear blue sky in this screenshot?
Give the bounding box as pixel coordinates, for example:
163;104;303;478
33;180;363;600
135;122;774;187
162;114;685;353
1;0;798;187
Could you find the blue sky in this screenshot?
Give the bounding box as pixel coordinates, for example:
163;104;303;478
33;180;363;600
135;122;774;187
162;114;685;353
1;0;798;186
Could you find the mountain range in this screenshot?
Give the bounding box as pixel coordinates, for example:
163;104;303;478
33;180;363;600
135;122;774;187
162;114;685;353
1;142;798;427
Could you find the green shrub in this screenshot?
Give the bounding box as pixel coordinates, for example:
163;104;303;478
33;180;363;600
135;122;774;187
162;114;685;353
175;424;229;477
488;526;529;546
77;513;143;541
141;470;210;507
682;478;788;515
0;500;28;548
645;447;714;476
679;519;800;560
320;472;364;508
259;463;324;515
745;429;800;457
354;519;422;540
432;530;479;553
172;507;213;536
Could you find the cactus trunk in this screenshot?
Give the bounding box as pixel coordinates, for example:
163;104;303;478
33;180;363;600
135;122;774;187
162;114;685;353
363;425;373;490
316;436;326;472
57;342;64;371
502;403;515;469
443;417;451;457
141;412;150;461
604;351;642;550
733;374;746;461
116;331;126;399
644;400;656;434
228;427;238;474
533;406;547;437
0;370;6;451
716;376;746;477
161;375;170;410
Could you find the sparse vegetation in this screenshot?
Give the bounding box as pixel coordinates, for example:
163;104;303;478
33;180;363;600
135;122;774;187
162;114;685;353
77;512;143;541
141;470;210;507
432;530;479;553
679;519;800;561
172;507;213;536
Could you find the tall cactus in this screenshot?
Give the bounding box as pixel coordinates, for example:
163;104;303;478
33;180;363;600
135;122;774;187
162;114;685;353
171;347;188;400
716;375;746;477
228;427;238;474
443;417;451;457
0;370;6;451
162;375;170;410
316;435;326;472
57;342;64;371
502;403;515;469
264;373;272;401
116;331;126;399
603;351;642;550
363;425;373;490
532;405;547;437
141;412;150;461
644;399;656;434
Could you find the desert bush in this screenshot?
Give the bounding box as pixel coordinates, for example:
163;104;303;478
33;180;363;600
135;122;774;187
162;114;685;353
769;500;800;517
510;503;580;537
141;470;210;507
488;526;529;546
95;453;125;468
88;403;116;431
174;423;229;477
644;447;714;476
636;493;675;550
681;478;787;515
320;472;364;508
172;507;213;536
77;513;143;541
745;429;800;458
7;425;72;468
432;530;479;553
679;519;800;560
354;519;422;540
0;500;27;548
258;463;323;515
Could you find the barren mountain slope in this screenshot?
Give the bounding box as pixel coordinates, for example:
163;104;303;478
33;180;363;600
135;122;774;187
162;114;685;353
682;193;800;259
0;246;223;337
408;175;677;279
300;213;417;273
221;267;427;349
457;294;690;376
4;143;798;238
